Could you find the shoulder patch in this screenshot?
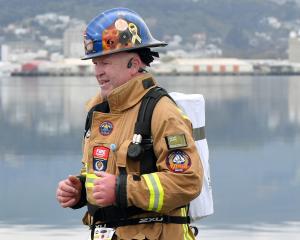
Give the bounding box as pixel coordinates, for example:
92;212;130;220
166;150;191;173
165;134;188;149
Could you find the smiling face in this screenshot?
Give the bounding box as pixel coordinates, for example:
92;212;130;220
92;52;138;99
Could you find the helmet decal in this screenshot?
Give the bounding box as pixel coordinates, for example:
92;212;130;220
102;25;121;51
128;23;142;44
102;19;142;52
115;18;128;31
84;31;94;53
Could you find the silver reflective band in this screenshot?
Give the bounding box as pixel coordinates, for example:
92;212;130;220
193;127;205;141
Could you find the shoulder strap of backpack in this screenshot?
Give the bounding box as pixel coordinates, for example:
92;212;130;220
134;86;171;138
133;86;173;174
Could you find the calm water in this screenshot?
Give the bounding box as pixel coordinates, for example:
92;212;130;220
0;75;300;239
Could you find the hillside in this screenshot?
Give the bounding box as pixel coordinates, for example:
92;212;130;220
1;0;300;58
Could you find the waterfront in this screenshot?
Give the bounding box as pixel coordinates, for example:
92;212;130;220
0;75;300;239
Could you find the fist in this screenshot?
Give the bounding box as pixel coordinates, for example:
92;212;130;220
93;171;117;207
56;175;82;208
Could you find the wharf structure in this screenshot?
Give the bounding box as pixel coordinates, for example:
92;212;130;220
3;58;300;77
151;58;254;75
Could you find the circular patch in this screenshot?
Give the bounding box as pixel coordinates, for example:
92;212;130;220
115;18;128;31
166;150;191;173
99;121;113;136
119;30;131;44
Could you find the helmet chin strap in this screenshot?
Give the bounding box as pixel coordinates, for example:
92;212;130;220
138;68;147;73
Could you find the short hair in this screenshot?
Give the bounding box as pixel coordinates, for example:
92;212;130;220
128;48;159;66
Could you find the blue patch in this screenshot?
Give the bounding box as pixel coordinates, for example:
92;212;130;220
99;121;113;136
93;159;108;171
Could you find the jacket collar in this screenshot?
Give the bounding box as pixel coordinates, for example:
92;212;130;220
86;73;157;113
108;73;157;113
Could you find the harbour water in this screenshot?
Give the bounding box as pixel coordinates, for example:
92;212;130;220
0;75;300;239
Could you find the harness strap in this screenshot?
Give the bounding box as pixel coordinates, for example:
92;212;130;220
135;87;171;137
134;87;173;175
88;204;146;221
91;214;190;228
89;205;149;240
193;126;206;141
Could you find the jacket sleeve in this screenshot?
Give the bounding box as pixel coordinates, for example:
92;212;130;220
125;97;203;213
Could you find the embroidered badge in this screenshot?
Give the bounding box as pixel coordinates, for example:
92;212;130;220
165;134;188;150
93;146;110;171
99;121;113;136
166;150;191;173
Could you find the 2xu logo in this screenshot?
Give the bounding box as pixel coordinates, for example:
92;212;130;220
138;217;164;224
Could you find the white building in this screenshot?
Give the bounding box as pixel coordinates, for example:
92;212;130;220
1;45;9;61
0;41;45;63
288;32;300;63
152;58;253;75
63;23;86;58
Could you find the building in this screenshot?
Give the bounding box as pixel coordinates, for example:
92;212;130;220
288;32;300;63
0;41;44;62
151;58;253;75
63;23;86;58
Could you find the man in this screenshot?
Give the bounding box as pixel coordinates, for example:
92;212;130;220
56;8;203;240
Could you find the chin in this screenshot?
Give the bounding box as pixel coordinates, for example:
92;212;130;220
101;90;111;99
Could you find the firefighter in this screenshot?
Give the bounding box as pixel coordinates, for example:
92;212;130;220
56;8;203;240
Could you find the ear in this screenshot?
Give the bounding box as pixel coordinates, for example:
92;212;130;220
129;56;143;75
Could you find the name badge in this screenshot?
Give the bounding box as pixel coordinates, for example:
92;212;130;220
89;227;115;240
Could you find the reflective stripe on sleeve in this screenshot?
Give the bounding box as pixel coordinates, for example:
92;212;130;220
85;173;99;188
142;173;164;212
181;207;194;240
193;126;206;141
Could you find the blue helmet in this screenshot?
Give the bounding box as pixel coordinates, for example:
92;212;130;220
82;8;167;60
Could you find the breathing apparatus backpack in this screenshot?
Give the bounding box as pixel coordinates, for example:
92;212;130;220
128;87;214;221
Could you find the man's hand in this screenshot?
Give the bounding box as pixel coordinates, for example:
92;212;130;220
93;171;117;207
56;175;82;208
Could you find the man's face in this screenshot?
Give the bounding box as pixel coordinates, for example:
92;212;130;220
92;52;133;99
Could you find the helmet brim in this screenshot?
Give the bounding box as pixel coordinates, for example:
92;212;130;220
81;42;168;60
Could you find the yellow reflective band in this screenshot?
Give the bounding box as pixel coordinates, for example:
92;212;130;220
87;173;98;179
85;182;94;188
143;174;155;211
85;173;99;188
181;208;193;240
143;173;164;212
80;163;87;176
176;107;190;121
153;173;164;212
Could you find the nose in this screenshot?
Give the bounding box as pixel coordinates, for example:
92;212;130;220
94;63;105;78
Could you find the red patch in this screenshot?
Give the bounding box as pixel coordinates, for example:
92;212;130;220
93;146;110;160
